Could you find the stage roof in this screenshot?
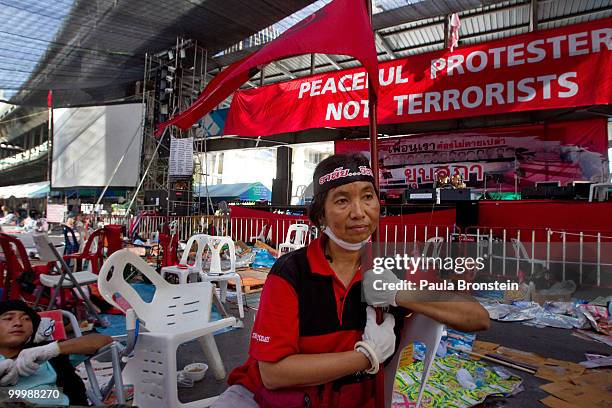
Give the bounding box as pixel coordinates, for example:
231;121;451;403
0;0;610;110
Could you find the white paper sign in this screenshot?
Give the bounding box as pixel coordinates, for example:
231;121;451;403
169;137;194;178
46;204;67;223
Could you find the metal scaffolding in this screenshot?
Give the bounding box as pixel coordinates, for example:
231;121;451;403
134;38;211;217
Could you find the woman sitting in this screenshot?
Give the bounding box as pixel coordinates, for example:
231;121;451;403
213;153;490;407
0;300;113;406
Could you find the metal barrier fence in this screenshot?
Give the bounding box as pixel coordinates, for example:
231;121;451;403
98;214;611;287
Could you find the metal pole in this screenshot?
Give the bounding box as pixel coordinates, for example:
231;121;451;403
46;91;54;210
126;124;172;215
310;54;316;75
366;0;379;193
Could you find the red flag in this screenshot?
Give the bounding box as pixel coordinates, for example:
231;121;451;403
156;0;379;135
47;90;53;108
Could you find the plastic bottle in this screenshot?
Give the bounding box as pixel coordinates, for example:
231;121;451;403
474;367;487;387
456;368;476;390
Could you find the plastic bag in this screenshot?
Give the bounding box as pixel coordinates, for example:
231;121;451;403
252;248;277;268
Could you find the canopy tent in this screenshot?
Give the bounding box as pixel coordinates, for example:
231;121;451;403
0;181;49;199
195;182;271;202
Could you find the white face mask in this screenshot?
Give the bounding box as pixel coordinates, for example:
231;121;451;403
323;227;370;251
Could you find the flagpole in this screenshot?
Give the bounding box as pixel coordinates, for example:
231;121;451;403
366;0;379;193
46;90;53;216
365;2;386;407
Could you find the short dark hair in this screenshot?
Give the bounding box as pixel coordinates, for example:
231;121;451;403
308;153;376;229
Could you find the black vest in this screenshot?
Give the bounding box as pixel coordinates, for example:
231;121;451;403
269;248;367;337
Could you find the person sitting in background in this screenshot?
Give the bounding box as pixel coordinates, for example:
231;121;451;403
0;208;16;226
0;300;113;406
22;212;37;232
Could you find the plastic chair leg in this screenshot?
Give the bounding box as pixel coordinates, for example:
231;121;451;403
233;275;244;319
197;334;226;380
179;272;188;284
219;280;228;302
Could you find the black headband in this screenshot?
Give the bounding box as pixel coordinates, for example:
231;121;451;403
313;164;375;196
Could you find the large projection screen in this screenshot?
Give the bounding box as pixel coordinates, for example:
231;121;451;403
52;103;143;188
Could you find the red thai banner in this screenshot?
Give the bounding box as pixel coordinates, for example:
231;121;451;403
225;18;612;136
334;118;609;194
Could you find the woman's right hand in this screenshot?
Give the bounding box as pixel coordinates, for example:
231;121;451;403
361;306;396;363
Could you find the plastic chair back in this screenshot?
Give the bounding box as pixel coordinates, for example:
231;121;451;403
284;223;309;246
422;237;444;258
384;314;445;408
83;228;105;258
159;233;179;267
180;234;209;270
206;236;235;275
38;310;68;341
0;233;32;300
98;249;215;333
63;225;79;255
104;224;123;256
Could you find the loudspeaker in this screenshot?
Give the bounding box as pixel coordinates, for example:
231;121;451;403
272;178;291;205
456;201;478;229
522;185;574;199
144;190;168;210
439;188;472;202
404;188;435;202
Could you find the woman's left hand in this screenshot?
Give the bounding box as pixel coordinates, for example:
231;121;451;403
362;269;400;307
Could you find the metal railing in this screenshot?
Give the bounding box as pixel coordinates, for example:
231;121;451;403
97;214;611;287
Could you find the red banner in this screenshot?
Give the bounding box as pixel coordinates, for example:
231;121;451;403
225;18;612;136
335;119;608;193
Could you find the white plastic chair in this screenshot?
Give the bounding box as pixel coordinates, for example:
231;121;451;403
199;236;244;319
98;249;236;408
421;236;444;258
278;223;309;256
510;238;547;268
384;314;445;408
161;234;209;284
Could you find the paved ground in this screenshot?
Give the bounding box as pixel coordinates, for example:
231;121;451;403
177;297;610;407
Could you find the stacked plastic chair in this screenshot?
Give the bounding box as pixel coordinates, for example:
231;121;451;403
199;236;244;319
161;234;209;284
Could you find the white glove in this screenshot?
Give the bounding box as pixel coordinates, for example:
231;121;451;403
362;269;400;307
355;307;396;373
14;342;61;377
0;359;19;386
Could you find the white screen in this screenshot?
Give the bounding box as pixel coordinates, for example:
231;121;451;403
52;103;143;188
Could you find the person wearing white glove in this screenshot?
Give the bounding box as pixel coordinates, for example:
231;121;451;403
13;341;60;376
362;268;401;307
354;307;396;374
0;300;113;406
212;154;489;408
0;358;18;386
362;268;491;332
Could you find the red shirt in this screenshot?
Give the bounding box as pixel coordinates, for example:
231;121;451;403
228;237;379;407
